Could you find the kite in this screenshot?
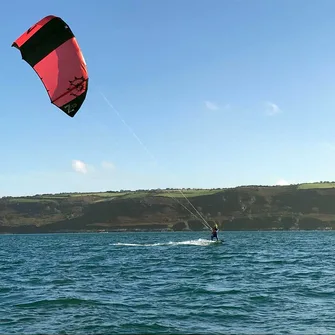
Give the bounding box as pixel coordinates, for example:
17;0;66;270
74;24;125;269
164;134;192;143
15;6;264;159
12;15;88;117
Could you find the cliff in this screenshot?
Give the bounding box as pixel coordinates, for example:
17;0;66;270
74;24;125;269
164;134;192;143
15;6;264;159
1;182;335;233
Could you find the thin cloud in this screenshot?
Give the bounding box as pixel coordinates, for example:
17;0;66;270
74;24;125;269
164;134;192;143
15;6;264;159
101;161;115;170
265;101;282;116
72;160;88;174
276;179;290;186
71;160;115;175
205;101;219;111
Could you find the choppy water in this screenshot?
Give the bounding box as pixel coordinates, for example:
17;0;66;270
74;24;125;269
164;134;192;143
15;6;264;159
1;231;335;334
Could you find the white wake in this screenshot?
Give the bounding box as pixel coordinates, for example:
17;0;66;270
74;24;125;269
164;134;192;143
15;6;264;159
111;238;223;247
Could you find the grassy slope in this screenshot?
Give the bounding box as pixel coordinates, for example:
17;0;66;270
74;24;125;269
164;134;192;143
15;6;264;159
297;182;335;189
5;188;222;203
2;182;334;203
5;181;335;203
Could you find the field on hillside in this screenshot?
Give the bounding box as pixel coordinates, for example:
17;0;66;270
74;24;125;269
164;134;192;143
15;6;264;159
4;182;335;204
4;188;223;203
297;182;335;190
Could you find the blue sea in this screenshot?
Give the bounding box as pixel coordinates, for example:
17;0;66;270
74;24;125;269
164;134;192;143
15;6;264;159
1;231;335;334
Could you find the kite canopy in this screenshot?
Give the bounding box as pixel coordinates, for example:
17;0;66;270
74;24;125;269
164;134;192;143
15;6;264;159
12;15;88;117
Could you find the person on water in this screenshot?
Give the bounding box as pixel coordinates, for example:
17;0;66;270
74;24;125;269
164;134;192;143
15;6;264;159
211;223;219;241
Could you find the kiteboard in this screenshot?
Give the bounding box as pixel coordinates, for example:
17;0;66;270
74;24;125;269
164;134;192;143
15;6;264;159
211;239;224;244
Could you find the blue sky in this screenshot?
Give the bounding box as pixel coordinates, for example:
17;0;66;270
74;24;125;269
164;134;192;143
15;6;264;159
1;0;335;196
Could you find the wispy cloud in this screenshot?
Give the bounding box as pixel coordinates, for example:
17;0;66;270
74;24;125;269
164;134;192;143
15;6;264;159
71;160;116;175
276;179;291;186
101;161;115;170
72;160;88;174
264;101;282;116
205;101;219;111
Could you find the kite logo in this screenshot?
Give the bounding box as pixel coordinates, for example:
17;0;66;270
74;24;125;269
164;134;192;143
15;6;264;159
69;77;85;92
68;76;86;98
63;103;77;115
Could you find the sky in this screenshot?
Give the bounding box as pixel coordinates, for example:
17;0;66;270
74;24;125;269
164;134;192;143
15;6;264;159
1;0;335;196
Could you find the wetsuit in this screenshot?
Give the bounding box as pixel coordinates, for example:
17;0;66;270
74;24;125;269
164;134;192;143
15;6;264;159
211;226;218;241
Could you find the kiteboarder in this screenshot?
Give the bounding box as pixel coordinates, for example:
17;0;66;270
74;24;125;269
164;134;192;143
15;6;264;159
211;223;219;241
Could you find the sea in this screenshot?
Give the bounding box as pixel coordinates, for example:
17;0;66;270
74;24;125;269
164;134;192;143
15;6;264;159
1;230;335;335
